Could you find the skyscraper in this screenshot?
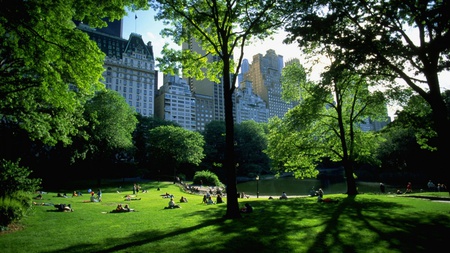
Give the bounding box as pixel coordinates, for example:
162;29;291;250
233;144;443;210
234;80;269;123
78;24;157;117
243;49;295;119
155;74;196;130
182;37;225;131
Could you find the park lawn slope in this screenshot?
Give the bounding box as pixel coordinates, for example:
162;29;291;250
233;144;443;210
0;182;449;253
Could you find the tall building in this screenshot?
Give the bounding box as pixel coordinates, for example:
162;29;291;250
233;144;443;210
182;38;225;131
243;49;295;119
155;74;196;131
237;59;250;85
234;80;269;123
78;23;157;117
359;116;391;132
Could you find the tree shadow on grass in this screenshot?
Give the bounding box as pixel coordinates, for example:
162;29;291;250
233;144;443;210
45;196;450;253
305;196;450;253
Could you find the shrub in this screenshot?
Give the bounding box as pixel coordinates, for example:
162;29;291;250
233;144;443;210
0;191;32;229
0;159;40;228
192;170;223;187
0;159;41;199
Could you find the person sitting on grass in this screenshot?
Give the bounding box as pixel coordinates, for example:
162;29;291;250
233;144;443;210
164;198;180;209
280;192;288;199
82;194;100;203
111;204;134;213
206;196;215;205
216;194;224;204
317;188;324;202
240;203;253;213
180;196;188;203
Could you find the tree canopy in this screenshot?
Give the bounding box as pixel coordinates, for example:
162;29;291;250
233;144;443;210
283;0;450;180
0;0;146;146
148;125;205;180
267;60;387;195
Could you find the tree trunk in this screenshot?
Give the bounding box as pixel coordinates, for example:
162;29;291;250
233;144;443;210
222;57;241;219
429;92;450;189
344;163;358;195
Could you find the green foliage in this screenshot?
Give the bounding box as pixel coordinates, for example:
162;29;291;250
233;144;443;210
390;95;437;151
0;159;41;199
0;191;33;228
0;158;37;228
151;0;290;218
201;121;227;175
235;121;270;176
149;125;205;168
281;59;307;102
376;91;450;175
0;0;148;150
193;170;223;187
267;63;387;192
133;115;180;167
284;0;450;170
152;0;286;82
202;120;270;178
83;90;138;153
265;117;321;179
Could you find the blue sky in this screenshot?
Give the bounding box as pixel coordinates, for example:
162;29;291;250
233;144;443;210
121;9;450;119
122;9;307;79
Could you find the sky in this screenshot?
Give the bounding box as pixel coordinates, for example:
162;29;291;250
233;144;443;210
122;9;314;83
122;9;449;120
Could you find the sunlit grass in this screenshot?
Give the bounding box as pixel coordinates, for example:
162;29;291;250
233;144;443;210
0;181;449;253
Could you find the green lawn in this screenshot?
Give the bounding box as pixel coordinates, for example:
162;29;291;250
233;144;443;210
1;181;449;253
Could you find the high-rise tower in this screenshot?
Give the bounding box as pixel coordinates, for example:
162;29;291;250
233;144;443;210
244;49;295;119
182;38;225;131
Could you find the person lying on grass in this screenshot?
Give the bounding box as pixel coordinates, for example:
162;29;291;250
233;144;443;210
124;195;141;201
33;202;53;206
240;203;253;213
54;204;73;212
161;192;173;198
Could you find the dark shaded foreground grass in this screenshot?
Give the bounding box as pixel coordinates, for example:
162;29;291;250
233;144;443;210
0;182;449;253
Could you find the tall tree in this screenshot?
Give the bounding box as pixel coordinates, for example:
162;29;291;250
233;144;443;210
150;0;287;218
0;0;147;148
202;121;227;179
266;60;387;195
235;121;270;177
148;125;205;181
74;90;138;183
378;91;450;179
284;0;450;182
133;115;180;171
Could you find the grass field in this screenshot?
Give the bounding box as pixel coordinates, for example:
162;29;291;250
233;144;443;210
0;181;449;253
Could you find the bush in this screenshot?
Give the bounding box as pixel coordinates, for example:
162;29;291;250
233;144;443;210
0;159;40;228
192;170;223;187
0;191;32;229
0;159;41;199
